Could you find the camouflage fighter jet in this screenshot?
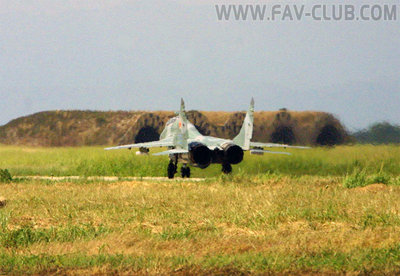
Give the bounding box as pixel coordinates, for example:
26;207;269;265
105;99;309;178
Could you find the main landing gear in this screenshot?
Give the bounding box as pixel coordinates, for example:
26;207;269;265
181;165;191;178
167;161;177;179
167;158;190;179
222;163;232;174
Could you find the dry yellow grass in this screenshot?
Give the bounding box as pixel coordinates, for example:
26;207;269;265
1;176;400;274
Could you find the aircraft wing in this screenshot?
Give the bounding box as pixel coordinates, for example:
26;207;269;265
250;142;311;149
153;149;189;156
105;139;174;150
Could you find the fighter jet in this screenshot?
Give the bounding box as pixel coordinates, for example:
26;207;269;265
105;98;309;178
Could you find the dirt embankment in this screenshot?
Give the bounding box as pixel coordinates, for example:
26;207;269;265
0;109;348;146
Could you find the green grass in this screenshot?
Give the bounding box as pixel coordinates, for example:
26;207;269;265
0;224;110;248
1;145;400;177
343;168;393;188
2;248;400;274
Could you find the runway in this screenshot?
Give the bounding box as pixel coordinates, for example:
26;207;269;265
17;176;206;182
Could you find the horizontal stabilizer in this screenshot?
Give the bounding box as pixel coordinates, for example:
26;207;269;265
105;139;174;150
153;149;189;156
250;149;292;155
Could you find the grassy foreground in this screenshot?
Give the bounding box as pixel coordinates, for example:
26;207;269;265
0;144;400;177
1;145;400;274
1;176;400;274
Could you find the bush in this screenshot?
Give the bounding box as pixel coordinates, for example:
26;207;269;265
391;177;400;186
0;169;12;183
369;172;391;185
343;169;367;188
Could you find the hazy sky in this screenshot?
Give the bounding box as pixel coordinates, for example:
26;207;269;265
0;0;399;130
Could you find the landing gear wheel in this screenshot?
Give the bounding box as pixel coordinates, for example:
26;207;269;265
181;166;191;178
168;162;176;179
222;163;232;174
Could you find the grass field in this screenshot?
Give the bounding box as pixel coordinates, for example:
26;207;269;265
1;145;400;274
1;144;400;177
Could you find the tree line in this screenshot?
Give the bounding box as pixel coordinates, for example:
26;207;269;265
353;122;400;144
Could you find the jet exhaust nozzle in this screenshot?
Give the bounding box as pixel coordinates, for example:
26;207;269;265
188;142;212;169
222;143;244;165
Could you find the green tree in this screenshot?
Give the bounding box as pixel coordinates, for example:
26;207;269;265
353;122;400;144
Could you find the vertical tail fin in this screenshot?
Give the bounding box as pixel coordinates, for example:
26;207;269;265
233;98;254;150
180;98;185;115
177;98;189;147
159;98;188;142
